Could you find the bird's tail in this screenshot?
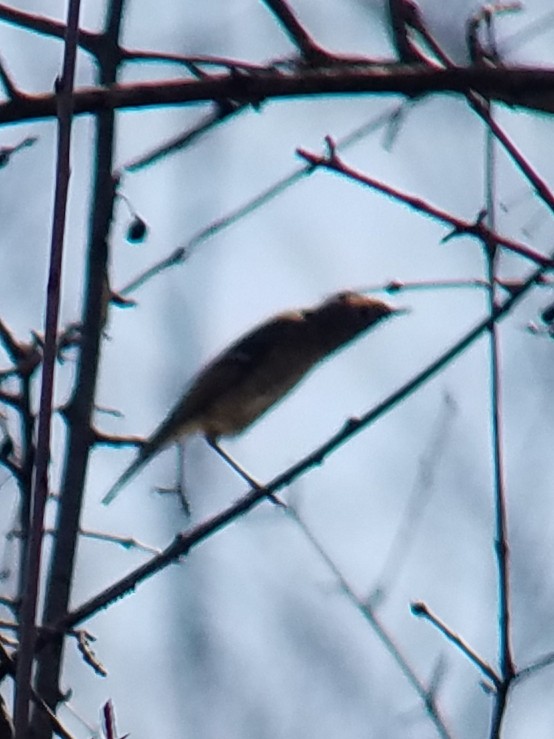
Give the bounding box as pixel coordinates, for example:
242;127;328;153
101;415;193;506
101;451;149;506
101;402;200;506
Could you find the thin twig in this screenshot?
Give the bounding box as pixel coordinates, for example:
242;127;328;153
120;49;271;73
76;528;162;555
0;642;75;738
14;1;81;734
0;319;27;363
207;438;285;507
32;247;552;641
118;248;188;296
514;652;554;682
29;2;126;733
0;56;19;99
372;391;457;597
122;103;243;172
388;0;439;64
357;277;554;296
0;2;98;55
297;140;550;268
261;0;330;62
288;508;454;739
411;602;500;686
118;105;408;297
405;4;554;214
92;431;144;448
482;67;514;739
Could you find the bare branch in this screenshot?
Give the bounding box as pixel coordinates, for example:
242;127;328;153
23;246;550;642
117;247;188;297
387;0;436;64
15;0;82;733
289;508;454;739
76;528;162;555
391;4;554;217
92;431;144;448
74;630;107;677
0;56;20;100
296;142;550;267
122;103;243;172
0;2;98;56
411;602;500;686
30;2;127;731
261;0;330;63
2;64;554;125
467;3;523;64
515;652;554;682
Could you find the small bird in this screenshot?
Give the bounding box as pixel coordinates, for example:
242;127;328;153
102;291;405;505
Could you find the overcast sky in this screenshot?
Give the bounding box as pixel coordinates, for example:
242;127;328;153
1;1;554;737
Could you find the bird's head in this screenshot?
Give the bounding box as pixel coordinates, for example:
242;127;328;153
312;291;407;336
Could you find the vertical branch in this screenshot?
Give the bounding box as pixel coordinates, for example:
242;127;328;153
483;103;515;739
15;373;36;602
13;1;81;735
30;1;126;736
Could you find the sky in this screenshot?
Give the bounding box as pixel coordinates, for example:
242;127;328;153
1;1;554;737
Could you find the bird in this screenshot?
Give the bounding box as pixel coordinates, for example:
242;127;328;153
101;291;406;505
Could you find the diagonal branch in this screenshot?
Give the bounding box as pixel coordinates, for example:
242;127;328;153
43;247;552;638
297;140;550;268
291;510;455;739
400;4;554;216
0;2;99;56
261;0;330;62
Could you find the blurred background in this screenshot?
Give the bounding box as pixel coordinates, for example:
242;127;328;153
1;1;554;737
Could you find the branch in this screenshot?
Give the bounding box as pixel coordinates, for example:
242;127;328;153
29;1;127;733
36;247;552;639
2;64;554;124
0;643;74;739
290;508;454;738
388;0;436;64
0;56;20;100
0;2;98;56
412;602;499;687
261;0;330;63
14;0;82;732
297;139;550;268
399;6;554;217
121;103;243;172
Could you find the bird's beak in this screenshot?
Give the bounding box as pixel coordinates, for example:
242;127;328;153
390;306;411;317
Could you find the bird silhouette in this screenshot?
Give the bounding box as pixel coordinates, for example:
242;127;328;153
102;291;406;505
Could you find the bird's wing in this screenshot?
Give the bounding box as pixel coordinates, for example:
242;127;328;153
162;312;304;434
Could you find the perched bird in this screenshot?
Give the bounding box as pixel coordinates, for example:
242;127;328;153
102;291;405;505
